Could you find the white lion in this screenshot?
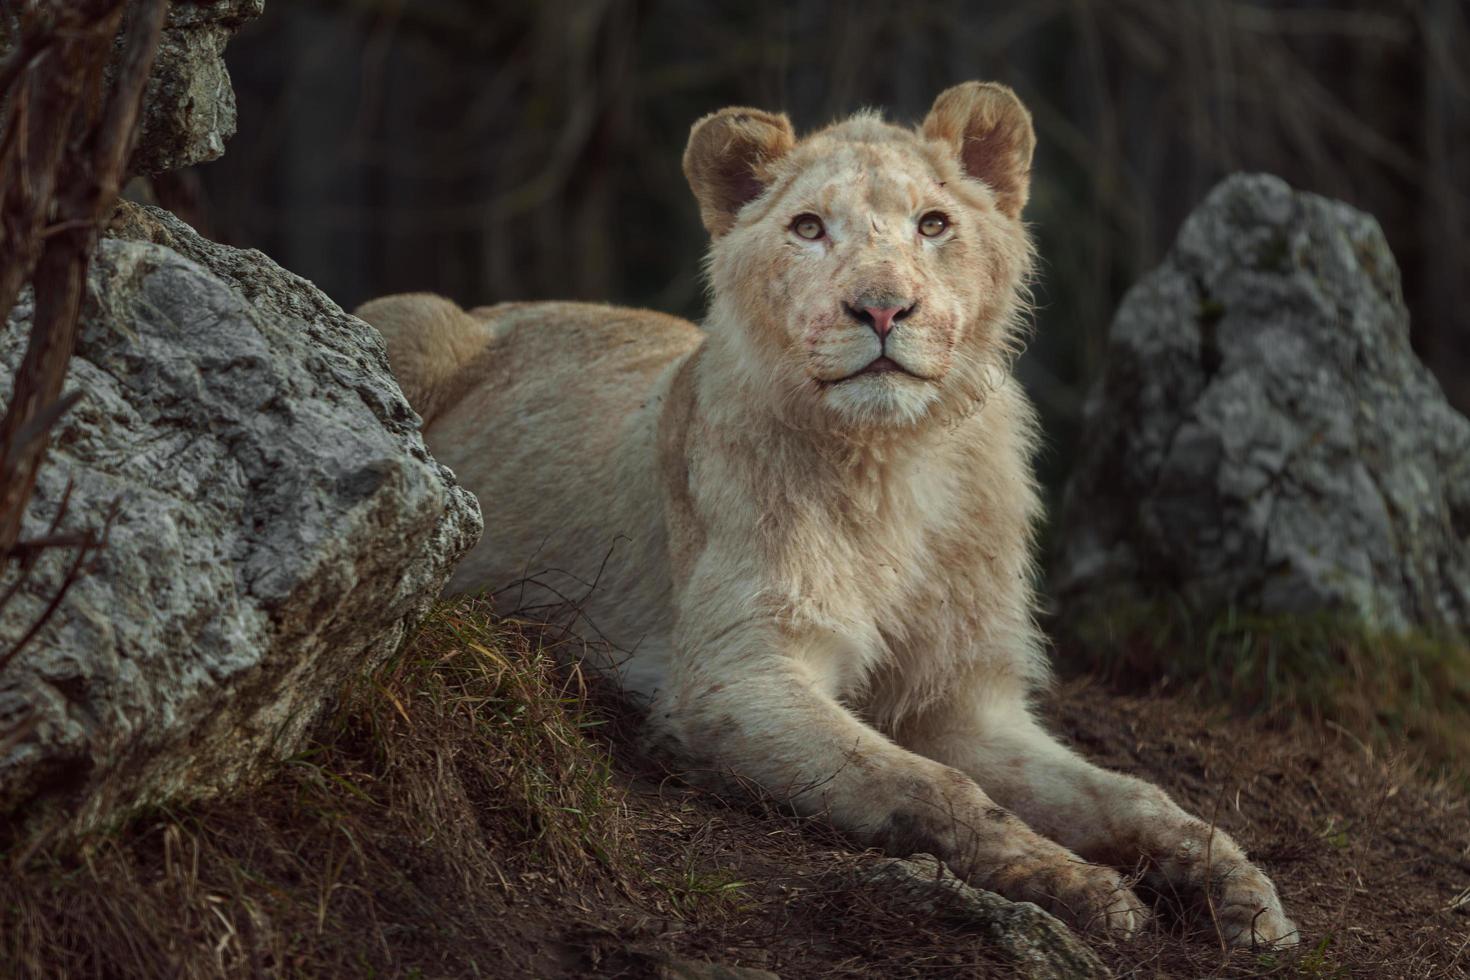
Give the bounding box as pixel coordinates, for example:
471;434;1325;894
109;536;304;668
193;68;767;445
357;81;1297;946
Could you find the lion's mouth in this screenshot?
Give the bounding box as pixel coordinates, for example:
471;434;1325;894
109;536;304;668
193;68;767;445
860;356;904;375
822;356;928;385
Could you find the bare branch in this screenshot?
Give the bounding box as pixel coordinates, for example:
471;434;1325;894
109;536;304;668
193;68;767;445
0;0;166;675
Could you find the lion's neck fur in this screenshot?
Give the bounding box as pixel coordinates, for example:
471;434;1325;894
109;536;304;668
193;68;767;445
693;324;937;511
674;297;1045;726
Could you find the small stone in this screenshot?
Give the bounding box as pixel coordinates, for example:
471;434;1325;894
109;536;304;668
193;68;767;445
831;854;1112;979
655;957;780;980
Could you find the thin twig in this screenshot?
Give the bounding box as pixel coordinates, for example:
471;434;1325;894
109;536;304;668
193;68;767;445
0;0;164;676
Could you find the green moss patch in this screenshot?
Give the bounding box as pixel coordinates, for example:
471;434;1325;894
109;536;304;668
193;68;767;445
1058;599;1470;780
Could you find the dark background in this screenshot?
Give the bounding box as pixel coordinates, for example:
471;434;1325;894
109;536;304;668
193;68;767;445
189;0;1469;492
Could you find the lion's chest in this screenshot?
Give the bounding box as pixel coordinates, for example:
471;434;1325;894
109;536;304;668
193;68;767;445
777;464;1024;707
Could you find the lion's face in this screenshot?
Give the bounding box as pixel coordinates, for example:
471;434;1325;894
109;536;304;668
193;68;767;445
685;85;1036;431
727;137;1018;427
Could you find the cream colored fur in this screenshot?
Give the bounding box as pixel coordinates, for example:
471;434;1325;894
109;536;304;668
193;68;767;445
355;82;1297;948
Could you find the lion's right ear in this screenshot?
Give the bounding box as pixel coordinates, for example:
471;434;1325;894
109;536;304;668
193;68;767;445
922;82;1035;220
683;107;796;239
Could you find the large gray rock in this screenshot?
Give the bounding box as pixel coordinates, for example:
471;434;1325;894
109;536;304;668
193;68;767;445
128;0;264;175
1054;173;1470;635
0;203;481;838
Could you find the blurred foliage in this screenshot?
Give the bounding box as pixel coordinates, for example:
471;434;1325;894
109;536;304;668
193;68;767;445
195;0;1469;495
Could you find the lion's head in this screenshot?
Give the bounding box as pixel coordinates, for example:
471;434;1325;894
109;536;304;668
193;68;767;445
684;82;1035;431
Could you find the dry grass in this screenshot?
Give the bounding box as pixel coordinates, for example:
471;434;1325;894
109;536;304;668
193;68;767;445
1;598;642;978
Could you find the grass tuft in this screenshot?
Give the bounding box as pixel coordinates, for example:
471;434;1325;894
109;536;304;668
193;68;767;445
336;600;632;877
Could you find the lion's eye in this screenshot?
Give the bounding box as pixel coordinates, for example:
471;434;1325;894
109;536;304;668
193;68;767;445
918;211;950;237
792;214;825;240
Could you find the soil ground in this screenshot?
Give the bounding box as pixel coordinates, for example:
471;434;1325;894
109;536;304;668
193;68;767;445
4;610;1467;980
598;679;1470;979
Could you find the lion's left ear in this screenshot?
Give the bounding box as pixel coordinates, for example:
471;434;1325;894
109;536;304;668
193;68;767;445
683;107;796;238
921;82;1035;220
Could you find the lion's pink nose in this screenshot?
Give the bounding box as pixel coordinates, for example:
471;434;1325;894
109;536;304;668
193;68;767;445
844;302;915;338
863;306;905;338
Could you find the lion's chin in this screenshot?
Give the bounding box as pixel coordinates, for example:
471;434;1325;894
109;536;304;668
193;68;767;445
817;371;942;428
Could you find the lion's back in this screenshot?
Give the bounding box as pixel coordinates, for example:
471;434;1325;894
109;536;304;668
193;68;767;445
430;300;701;467
425;301;701;674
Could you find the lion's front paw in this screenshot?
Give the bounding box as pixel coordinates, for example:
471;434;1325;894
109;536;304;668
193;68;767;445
995;856;1149;939
1054;863;1151;939
1215;868;1299;948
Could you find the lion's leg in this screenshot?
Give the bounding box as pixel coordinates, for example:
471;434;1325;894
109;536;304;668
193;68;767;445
656;636;1145;937
901;700;1298;948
